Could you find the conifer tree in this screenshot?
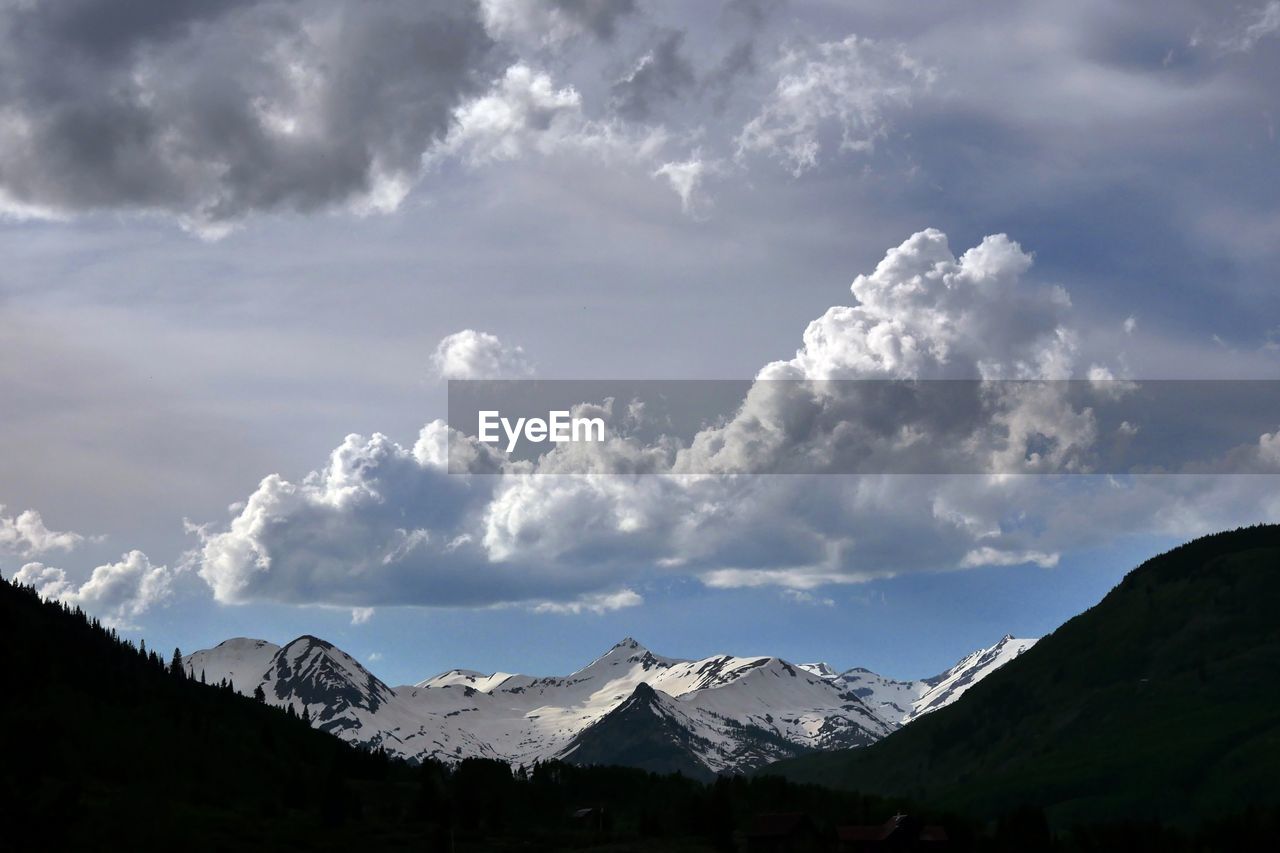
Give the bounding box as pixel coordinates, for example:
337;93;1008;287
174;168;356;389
169;647;184;678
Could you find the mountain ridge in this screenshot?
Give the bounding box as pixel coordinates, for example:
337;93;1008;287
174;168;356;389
186;629;1033;776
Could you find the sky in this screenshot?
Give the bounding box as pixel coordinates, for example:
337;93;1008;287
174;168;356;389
2;0;1279;686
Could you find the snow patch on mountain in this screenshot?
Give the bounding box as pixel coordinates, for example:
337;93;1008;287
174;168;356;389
185;637;279;693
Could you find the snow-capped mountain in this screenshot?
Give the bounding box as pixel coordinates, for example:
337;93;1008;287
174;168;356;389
185;634;1033;777
186;637;279;691
800;634;1038;725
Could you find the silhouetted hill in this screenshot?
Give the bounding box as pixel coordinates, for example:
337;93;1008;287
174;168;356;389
0;575;403;849
768;525;1280;829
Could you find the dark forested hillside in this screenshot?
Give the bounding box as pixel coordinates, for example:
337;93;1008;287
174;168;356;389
0;575;407;849
768;525;1280;830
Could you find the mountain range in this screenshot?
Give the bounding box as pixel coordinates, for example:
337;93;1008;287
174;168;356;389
8;524;1280;848
185;632;1033;779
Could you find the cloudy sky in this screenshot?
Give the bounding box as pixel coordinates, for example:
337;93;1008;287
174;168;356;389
2;0;1279;685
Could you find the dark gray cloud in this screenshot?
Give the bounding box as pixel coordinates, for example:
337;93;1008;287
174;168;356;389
703;41;757;111
9;0;256;62
476;0;637;45
610;29;696;121
549;0;637;40
0;0;498;228
722;0;784;29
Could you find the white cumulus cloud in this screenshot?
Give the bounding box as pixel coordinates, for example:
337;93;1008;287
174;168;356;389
431;329;535;380
1259;427;1280;467
0;506;84;557
191;228;1280;608
15;550;174;627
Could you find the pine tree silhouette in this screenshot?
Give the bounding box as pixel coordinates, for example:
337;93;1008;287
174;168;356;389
170;647;185;678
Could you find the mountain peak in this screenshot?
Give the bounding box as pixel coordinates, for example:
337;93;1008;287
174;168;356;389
213;636;275;650
799;661;839;679
289;634;334;650
612;636;646;652
630;681;658;701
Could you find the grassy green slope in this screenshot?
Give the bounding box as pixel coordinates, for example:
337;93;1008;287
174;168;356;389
767;525;1280;827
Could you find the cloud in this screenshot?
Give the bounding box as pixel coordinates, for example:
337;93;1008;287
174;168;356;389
610;30;696;122
1260;428;1280;467
1217;2;1280;54
350;606;375;625
431;329;535;380
668;230;1091;478
782;588;835;606
0;0;497;231
653;152;719;217
960;547;1060;569
189;419;670;610
532;584;645;612
0;0;1268;245
15;550;174;627
192;228;1280;608
737;35;935;175
193;422;547;608
532;588;643;614
0;507;84;557
478;0;637;45
703;40;759;110
725;0;783;28
750;229;1066;383
433;63;668;169
195;229;1116;607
